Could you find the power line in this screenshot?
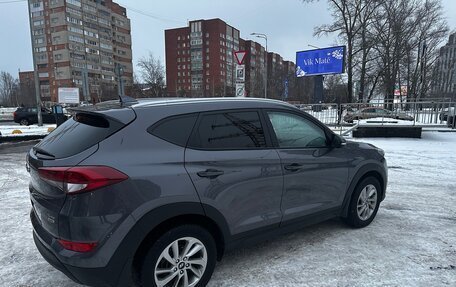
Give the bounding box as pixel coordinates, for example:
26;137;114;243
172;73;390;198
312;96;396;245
2;0;184;25
0;0;27;4
117;2;184;25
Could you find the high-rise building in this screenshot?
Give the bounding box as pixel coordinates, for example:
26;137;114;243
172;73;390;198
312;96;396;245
165;18;241;97
27;0;133;103
164;18;312;101
243;40;266;98
434;32;456;100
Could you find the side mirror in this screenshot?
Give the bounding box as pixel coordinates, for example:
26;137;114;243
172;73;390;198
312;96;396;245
331;134;346;148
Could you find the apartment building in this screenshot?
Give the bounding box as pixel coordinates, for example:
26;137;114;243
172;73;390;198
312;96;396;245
434;32;456;100
165;18;241;97
243;39;266;98
28;0;132;103
164;18;316;102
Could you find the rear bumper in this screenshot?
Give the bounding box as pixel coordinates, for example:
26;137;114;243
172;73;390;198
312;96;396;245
33;231;82;284
31;210;133;287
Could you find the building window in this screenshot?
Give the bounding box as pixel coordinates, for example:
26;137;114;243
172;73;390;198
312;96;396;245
206;33;209;38
68;26;83;34
69;35;84;43
33;19;44;26
66;0;81;7
34;47;46;52
67;16;82;25
33;28;44;35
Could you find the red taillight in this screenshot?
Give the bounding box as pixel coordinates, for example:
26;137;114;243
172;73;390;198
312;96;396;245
57;239;97;252
38;166;128;194
13;112;16;118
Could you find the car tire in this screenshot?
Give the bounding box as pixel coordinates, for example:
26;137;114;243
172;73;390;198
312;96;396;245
343;177;381;228
20;118;29;126
139;225;217;287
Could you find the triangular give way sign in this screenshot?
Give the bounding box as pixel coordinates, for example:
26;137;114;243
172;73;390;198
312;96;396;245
234;51;247;65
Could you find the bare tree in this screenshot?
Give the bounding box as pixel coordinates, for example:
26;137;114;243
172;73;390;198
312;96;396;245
370;0;448;105
304;0;376;102
0;71;19;107
137;52;165;97
305;0;448;105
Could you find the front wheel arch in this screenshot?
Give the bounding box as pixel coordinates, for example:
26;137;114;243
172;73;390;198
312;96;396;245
341;167;386;218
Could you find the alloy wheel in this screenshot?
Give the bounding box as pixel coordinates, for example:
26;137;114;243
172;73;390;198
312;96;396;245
356;184;378;221
154;237;208;287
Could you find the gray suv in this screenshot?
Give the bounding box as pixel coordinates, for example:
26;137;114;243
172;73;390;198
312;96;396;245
28;98;387;287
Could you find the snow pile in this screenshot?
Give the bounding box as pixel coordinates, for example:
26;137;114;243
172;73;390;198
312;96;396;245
0;133;455;286
0;124;55;138
357;117;415;126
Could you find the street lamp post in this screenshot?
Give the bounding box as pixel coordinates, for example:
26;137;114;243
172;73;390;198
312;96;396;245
251;33;268;99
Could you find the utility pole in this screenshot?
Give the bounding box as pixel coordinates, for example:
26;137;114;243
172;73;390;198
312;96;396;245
82;67;90;103
27;0;42;126
116;63;125;97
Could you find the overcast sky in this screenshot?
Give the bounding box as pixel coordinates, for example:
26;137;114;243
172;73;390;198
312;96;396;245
0;0;455;78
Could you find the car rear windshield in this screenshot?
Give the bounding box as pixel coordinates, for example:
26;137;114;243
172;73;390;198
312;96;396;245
34;112;124;159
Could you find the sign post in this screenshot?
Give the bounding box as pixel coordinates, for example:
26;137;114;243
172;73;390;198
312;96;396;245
58;87;80;104
234;51;247;97
295;46;346;105
296;46;345;77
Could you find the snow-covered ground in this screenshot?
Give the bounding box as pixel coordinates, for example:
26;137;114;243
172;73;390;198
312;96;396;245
0;124;55;138
1;133;455;286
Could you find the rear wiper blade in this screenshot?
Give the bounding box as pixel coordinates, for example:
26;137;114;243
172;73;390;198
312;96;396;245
33;147;55;159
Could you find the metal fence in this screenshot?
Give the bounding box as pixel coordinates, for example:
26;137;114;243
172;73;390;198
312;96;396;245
298;101;456;128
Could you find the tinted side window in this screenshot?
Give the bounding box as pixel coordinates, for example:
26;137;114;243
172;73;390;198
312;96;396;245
189;111;266;150
148;114;198;147
267;111;327;148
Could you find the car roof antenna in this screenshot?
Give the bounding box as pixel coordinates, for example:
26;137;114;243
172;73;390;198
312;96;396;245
119;94;136;104
116;63;136;105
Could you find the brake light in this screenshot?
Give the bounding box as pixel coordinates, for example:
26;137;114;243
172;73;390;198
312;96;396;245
57;239;97;252
13;112;16;118
38;166;128;194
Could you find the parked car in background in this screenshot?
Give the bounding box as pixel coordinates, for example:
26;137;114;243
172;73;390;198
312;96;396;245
344;107;414;123
13;107;68;125
443;107;456;128
28;98;387;287
439;107;455;122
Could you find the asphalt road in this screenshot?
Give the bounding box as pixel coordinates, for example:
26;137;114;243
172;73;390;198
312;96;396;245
0;121;18;126
0;141;37;155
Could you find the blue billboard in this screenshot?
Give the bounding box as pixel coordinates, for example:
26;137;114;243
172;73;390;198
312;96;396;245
296;46;345;77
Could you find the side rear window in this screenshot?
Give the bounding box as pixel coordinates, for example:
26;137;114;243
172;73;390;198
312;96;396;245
188;111;266;150
148;114;198;147
34;113;124;159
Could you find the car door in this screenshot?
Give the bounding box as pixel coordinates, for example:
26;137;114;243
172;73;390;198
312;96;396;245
185;110;283;235
41;108;55;124
264;110;349;223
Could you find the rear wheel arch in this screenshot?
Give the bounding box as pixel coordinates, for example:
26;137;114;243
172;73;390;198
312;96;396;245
130;204;229;284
